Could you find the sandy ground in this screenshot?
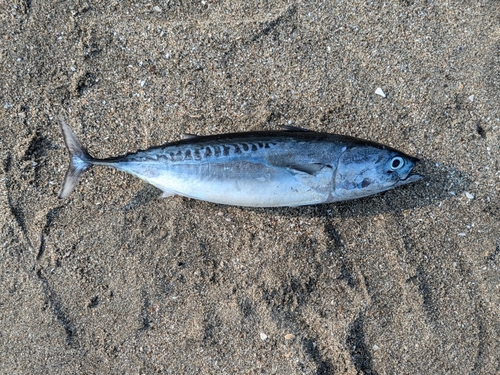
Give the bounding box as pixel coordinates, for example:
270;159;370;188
1;1;499;374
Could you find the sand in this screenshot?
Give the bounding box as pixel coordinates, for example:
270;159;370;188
1;1;499;374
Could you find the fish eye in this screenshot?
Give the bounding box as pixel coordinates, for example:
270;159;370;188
390;156;405;170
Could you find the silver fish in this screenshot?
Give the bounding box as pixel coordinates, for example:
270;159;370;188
58;119;422;207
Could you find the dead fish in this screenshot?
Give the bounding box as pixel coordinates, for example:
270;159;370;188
58;119;422;207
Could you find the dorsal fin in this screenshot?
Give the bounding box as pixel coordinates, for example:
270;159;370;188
280;125;313;132
181;133;199;140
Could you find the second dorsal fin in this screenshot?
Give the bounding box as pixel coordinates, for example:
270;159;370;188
181;133;199;140
280;125;313;132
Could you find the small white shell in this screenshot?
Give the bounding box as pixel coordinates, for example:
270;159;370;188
375;87;386;98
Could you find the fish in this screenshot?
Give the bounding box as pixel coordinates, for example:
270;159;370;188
58;118;422;207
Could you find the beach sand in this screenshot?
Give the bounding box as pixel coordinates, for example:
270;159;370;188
1;1;499;373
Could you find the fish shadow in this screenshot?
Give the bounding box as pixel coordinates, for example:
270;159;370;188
122;185;161;211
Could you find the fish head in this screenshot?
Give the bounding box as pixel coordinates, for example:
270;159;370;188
333;145;422;201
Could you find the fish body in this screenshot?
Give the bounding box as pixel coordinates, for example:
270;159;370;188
59;119;422;207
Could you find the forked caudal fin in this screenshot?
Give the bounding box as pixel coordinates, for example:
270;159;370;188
58;116;95;199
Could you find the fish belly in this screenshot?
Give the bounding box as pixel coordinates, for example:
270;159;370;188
139;161;334;207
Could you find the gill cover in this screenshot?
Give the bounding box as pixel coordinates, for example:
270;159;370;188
333;146;421;201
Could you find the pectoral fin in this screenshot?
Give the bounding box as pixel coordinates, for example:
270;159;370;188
288;163;330;175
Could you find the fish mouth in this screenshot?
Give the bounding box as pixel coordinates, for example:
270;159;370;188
395;172;424;187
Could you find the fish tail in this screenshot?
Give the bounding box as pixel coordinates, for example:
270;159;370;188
58;116;95;199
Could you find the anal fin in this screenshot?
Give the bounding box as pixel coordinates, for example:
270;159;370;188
161;190;176;198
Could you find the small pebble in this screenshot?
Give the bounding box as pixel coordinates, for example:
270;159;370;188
373;345;379;351
469;95;474;102
465;192;474;200
260;332;268;341
375;87;386;98
284;333;295;340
